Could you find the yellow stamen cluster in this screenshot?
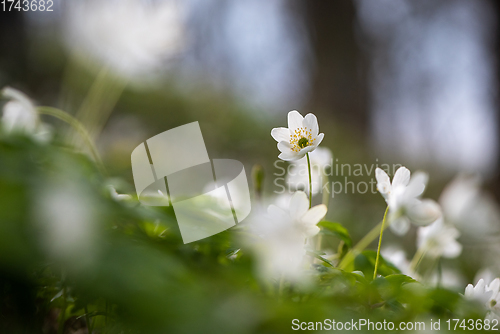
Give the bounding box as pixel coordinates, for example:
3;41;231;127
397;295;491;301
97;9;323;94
290;127;315;152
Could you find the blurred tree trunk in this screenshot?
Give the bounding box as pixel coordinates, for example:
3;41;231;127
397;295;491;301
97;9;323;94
300;0;369;139
0;11;28;87
492;0;500;201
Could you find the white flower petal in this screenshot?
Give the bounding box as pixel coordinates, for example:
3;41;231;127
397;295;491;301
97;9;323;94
289;191;309;219
301;204;327;226
442;239;462;258
465;284;475;298
375;167;390;185
392;166;411;188
407;199;442;226
2;101;38;133
271;127;291;143
2;87;33;110
303;113;319;138
310;147;332;167
278;152;299;161
405;171;428;198
313;133;324;147
277;141;293;153
488;279;500;296
375;168;391;199
267;204;286;219
476;279;486;292
297;145;316;157
304;225;320;237
287;110;304;132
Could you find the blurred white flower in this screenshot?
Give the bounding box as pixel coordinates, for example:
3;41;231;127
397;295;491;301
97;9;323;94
1;87;51;142
64;0;186;80
427;267;466;290
417;218;462;259
267;191;327;238
465;279;493;305
246;191;327;282
375;166;441;235
271;110;324;161
381;246;412;277
286;147;332;195
439;174;500;238
34;179;98;270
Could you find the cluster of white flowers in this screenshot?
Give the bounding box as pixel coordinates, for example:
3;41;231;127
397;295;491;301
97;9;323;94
373;165;468;277
251;109;488;286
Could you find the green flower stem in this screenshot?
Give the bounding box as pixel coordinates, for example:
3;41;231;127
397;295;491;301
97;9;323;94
37;106;106;175
306;153;312;209
373;206;390;280
84;305;94;334
58;278;67;334
67;66;126;149
409;245;428;273
339;209;392;270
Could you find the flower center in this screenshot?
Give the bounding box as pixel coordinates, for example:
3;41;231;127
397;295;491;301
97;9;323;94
298;137;309;148
290;127;315;152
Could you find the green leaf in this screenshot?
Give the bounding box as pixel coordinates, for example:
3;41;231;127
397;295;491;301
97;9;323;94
317;221;352;247
354;250;401;279
307;250;335;267
385;274;417;286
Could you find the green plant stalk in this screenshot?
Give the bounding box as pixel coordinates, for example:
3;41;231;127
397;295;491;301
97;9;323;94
373;206;390;279
37;106;106;175
339;211;392;270
306;153;312;209
72;67;126;144
58;285;67;334
409;245;428;273
84;305;94;334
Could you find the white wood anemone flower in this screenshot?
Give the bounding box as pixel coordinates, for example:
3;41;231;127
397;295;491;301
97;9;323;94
1;87;52;142
267;191;328;238
375;166;442;235
464;278;500;320
1;87;38;133
271;110;324;161
417;218;462;259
